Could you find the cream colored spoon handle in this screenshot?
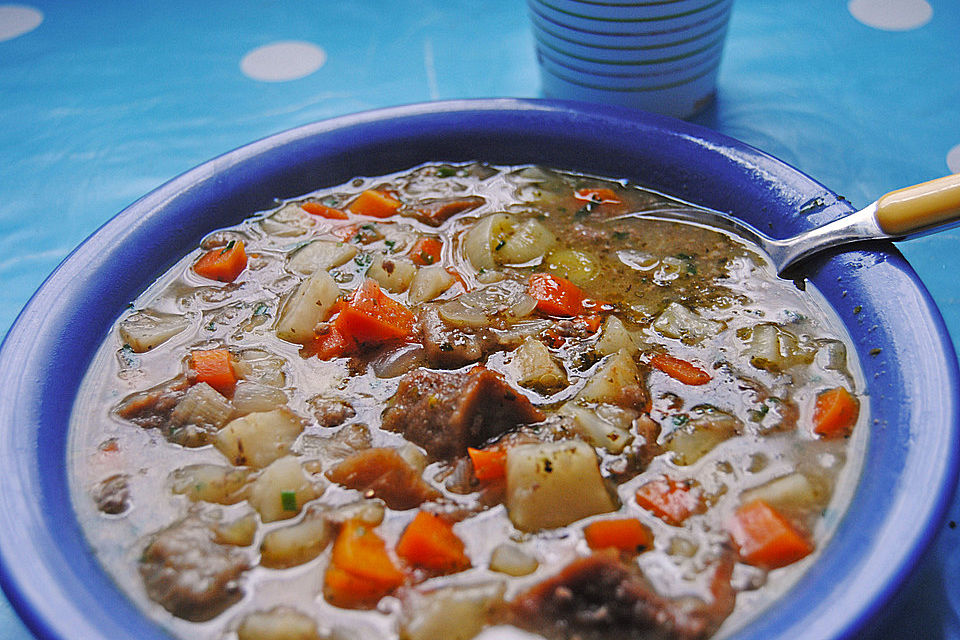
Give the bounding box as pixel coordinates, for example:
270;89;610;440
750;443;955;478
875;173;960;236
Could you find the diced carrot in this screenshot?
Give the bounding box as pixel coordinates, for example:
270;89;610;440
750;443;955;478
314;326;353;360
729;499;813;569
301;201;349;220
348;189;402;218
649;354;712;386
528;273;585;317
575;187;621;204
635;476;705;526
583;518;653;554
410;236;443;266
467;446;507;481
812;387;860;438
446;267;468;291
332;278;416;347
189;348;237;395
323;564;393;610
575;314;604;333
193;240;247;282
396;511;471;574
324;519;404;609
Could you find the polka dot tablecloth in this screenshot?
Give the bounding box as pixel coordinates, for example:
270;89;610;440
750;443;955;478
0;0;958;638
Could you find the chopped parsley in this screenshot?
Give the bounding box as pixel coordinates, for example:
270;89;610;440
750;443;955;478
220;240;235;255
280;491;297;511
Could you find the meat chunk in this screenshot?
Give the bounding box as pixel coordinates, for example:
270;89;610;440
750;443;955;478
93;473;130;515
116;378;188;431
382;367;545;459
326;447;441;510
418;307;495;368
139;515;250;621
412;196;485;226
510;552;735;640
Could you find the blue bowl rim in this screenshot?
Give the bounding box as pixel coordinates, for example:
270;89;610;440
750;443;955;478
0;97;957;640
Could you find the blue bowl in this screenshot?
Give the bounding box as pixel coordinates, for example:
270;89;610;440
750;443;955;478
0;99;957;640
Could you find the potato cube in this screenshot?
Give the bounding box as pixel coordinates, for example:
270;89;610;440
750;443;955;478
247;456;323;523
215;408;304;469
505;440;617;531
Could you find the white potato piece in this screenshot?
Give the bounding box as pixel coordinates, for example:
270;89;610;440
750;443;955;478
740;472;826;513
260;203;317;237
594;315;639;356
260;507;331;568
170;463;252;505
407;264;455;304
215;407;304;469
236;607;322;640
545;248;599;286
462;213;513;272
118;309;190;353
247;456;323;523
275;268;340;344
170;382;233;429
578;349;642;406
505;440;617;531
489;544;538;576
745;323;817;372
367;254;417;293
231;380;288;415
213;514;257;547
286;239;358;276
399;582;506;640
557;402;633;453
506;337;567;391
663;411;739;466
497;219;556;265
653;302;723;342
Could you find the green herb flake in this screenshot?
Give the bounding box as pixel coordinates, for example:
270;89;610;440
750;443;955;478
253;303;269;316
280;490;297;511
384;239;396;250
220;240;236;255
672;415;689;427
612;231;630;241
204;321;216;331
435;166;458;178
495;239;506;251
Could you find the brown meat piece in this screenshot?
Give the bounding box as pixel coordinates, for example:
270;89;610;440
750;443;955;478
510;551;735;640
139;515;249;622
326;447;441;510
381;366;545;459
93;474;131;515
412;196;485;226
116;378;188;431
418;307;496;368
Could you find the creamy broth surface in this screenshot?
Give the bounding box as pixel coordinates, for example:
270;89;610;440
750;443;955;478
69;163;866;640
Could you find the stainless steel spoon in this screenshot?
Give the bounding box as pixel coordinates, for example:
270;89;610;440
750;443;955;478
613;173;960;274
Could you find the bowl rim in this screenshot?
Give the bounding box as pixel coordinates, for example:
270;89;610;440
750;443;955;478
0;98;957;640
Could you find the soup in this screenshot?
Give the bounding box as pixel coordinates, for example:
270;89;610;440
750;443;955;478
69;163;865;640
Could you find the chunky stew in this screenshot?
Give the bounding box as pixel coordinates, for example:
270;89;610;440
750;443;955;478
70;163;865;640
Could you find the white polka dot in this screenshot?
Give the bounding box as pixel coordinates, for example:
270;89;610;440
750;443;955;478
0;5;43;42
948;144;960;174
848;0;932;31
240;41;327;82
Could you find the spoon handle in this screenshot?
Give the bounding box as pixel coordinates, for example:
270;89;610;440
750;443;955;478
875;173;960;236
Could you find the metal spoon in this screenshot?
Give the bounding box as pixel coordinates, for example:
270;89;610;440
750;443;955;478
614;173;960;274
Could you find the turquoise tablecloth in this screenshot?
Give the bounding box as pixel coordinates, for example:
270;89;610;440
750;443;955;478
2;1;959;638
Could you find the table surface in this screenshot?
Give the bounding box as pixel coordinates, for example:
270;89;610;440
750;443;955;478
2;1;959;638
